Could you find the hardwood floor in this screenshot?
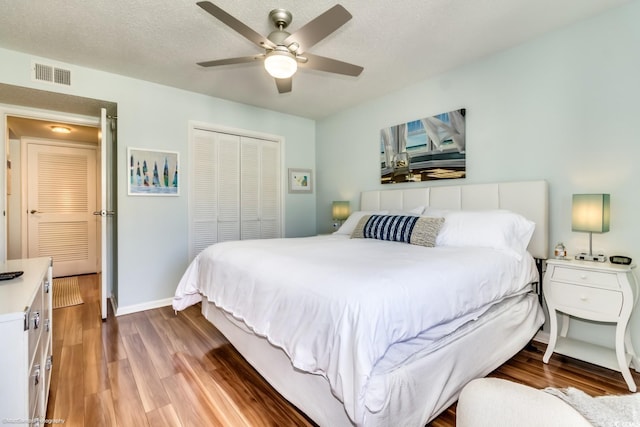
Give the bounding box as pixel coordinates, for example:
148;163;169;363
47;275;640;426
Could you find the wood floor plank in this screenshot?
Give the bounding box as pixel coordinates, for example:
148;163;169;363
206;344;315;427
162;372;227;426
84;390;117;427
83;327;110;395
51;344;85;426
135;312;180;379
106;358;150;427
146;404;183;427
100;313;128;363
121;332;171;412
173;351;250;426
61;305;84;346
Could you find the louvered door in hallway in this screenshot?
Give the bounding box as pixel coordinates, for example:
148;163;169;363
26;140;98;277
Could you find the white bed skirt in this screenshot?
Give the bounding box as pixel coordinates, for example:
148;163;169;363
201;292;544;427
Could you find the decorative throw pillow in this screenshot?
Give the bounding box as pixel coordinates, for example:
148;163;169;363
351;214;444;247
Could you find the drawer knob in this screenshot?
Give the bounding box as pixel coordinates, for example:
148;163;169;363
580;295;588;301
580;274;588;280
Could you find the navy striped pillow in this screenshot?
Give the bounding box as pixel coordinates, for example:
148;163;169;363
362;215;419;243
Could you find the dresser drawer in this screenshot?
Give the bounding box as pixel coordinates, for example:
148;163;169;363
551;266;619;290
547;281;623;319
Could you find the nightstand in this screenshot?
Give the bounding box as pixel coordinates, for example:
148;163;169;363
542;258;639;391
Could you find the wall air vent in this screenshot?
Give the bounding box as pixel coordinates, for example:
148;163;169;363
32;61;72;86
54;67;71;85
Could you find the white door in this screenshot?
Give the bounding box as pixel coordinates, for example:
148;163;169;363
27;141;97;277
98;108;111;319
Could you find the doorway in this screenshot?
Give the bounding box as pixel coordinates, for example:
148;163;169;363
1;83;118;319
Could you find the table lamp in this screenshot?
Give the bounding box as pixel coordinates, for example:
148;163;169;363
332;201;351;230
572;194;609;262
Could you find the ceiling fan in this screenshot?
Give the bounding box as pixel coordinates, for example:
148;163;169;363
196;1;364;93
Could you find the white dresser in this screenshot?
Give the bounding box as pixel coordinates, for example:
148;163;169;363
543;258;638;391
0;257;53;426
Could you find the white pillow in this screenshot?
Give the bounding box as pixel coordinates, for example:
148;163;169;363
333;210;388;235
435;210;535;259
388;206;425;216
423;207;450;217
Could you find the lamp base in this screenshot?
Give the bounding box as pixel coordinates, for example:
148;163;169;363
575;253;606;262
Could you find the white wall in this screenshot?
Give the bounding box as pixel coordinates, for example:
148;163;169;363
316;2;640;350
0;47;316;312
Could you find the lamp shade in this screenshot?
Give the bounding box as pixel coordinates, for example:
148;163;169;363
332;201;350;221
572;194;610;233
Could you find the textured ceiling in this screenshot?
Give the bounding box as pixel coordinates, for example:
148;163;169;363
0;0;630;119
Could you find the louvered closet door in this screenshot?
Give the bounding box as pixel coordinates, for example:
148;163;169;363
27;143;97;277
190;127;281;260
258;139;280;238
240;138;260;239
240;138;281;239
190;129;240;259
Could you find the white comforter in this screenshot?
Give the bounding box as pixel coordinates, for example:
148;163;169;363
173;235;538;425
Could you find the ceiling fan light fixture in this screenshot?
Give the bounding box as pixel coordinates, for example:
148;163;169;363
264;48;297;79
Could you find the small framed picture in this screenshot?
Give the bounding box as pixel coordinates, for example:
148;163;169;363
128;147;179;196
288;168;313;193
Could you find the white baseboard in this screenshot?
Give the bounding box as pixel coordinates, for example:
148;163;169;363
115;297;173;316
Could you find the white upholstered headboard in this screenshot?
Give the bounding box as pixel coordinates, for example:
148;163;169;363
360;180;549;259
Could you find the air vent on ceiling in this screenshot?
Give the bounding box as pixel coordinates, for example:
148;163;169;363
32;61;72;86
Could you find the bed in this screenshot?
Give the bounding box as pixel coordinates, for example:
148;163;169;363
173;180;549;427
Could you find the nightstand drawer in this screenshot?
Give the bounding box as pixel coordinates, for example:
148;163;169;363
551;266;619;290
547;282;623;319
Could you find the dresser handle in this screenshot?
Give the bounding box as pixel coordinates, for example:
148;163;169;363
46;355;53;371
44;280;51;293
580;274;588;280
33;364;41;386
580;295;588;301
32;311;40;329
45;318;50;332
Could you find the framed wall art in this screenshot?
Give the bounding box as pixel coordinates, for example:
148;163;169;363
380;108;466;184
128;147;179;196
288;168;313;193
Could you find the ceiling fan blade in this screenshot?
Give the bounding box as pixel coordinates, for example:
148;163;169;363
299;53;363;77
197;55;263;67
197;1;276;49
283;5;352;54
275;78;292;93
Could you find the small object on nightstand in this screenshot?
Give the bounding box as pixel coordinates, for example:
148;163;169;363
554;242;567;259
542;258;639;392
610;255;632;265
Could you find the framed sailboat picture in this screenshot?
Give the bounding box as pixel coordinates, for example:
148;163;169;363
128;147;179;196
